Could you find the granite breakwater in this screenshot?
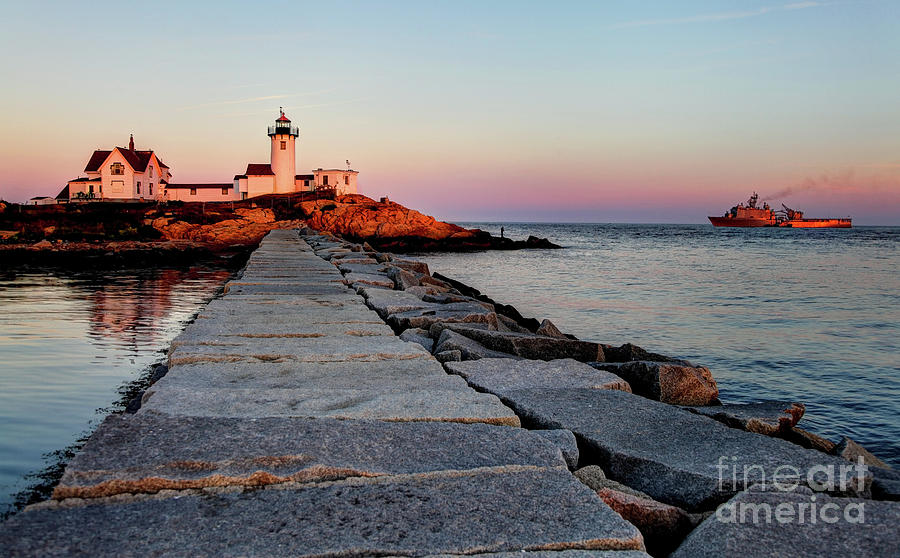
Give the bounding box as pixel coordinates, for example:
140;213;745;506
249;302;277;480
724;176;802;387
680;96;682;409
1;229;897;557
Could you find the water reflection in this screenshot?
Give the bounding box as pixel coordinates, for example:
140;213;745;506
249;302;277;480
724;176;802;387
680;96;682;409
0;266;233;513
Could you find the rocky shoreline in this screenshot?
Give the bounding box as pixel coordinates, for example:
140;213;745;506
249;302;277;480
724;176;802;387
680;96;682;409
302;227;898;555
0;193;559;262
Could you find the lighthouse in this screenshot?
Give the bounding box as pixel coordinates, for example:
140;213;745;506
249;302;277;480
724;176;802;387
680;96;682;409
268;108;299;193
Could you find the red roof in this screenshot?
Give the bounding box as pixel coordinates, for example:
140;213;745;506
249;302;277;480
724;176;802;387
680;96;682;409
245;163;274;176
165;183;232;189
277;111;291;122
84;150;112;172
83;147;158;173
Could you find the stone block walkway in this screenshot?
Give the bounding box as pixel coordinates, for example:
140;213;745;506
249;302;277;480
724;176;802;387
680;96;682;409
0;230;647;557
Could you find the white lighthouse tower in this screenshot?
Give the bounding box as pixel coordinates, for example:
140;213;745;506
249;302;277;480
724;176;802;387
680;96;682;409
268;108;299;193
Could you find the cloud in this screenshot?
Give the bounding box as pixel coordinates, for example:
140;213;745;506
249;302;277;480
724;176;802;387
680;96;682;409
609;2;828;29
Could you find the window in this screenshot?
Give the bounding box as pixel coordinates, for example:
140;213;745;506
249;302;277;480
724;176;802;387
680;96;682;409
149;183;153;195
149;167;154;178
241;192;248;200
344;175;349;185
137;182;141;194
322;175;329;186
88;185;94;194
110;162;124;175
280;141;286;150
190;188;197;195
222;187;229;195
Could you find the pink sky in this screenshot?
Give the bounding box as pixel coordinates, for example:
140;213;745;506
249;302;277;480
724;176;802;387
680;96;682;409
1;1;898;224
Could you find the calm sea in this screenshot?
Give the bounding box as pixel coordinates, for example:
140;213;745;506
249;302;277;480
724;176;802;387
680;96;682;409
422;223;900;467
0;266;232;514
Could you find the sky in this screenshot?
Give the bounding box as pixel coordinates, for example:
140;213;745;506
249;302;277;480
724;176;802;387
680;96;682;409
0;0;898;224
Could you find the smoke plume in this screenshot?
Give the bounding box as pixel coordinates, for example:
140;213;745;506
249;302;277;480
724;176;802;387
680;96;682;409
763;169;900;201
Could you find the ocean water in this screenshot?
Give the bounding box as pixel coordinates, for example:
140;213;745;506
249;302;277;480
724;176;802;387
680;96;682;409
0;266;232;514
421;223;900;467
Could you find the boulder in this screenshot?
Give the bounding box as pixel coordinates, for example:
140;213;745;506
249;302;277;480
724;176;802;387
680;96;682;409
399;328;434;353
779;427;837;453
387;303;499;331
671;486;900;558
391;258;430;275
832;437;892;470
423;293;484;306
359;287;432;319
595;487;693;556
499;388;871;511
337;262;388;275
429;321;493;338
685;401;805;436
592;361;718;406
445;358;631;397
433;330;519;360
872;467;900;501
437;325;605;362
602;343;680;363
535;319;567;339
386;266;420;290
233;208;276;223
532;429;580;469
405;285;451;298
435;350;462;363
344;272;394;289
498;314;533;333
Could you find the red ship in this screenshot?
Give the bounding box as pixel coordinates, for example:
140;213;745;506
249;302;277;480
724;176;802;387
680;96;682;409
708;193;851;228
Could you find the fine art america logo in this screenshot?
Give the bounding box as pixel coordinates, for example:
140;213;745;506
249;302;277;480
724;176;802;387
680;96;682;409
715;456;869;525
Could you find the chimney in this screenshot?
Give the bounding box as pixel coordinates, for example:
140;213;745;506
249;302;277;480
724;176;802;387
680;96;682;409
128;134;135;151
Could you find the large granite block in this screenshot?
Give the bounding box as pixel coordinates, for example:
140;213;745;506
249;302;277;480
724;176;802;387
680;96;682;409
168;335;431;365
446;358;631;395
54;414;565;498
501;388;870;511
156;360;468;391
671;486;900;557
360;287;433;319
591;361;718;406
684;401;805;436
343;272;395;289
172;320;395;343
1;469;644;556
223;283;350;296
139;385;520;425
436;324;605;362
387;303;499;331
434;330;520;360
160;359;455;390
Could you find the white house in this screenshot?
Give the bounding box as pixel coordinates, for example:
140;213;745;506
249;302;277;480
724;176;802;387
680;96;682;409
63;135;173;202
59;110;357;203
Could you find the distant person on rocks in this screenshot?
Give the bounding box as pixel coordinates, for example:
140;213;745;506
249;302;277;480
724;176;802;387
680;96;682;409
500;226;504;239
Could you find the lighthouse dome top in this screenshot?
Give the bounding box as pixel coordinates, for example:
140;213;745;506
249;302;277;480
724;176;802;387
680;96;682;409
268;107;299;137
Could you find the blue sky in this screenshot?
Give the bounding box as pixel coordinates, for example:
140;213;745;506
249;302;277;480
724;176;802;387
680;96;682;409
1;1;898;223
